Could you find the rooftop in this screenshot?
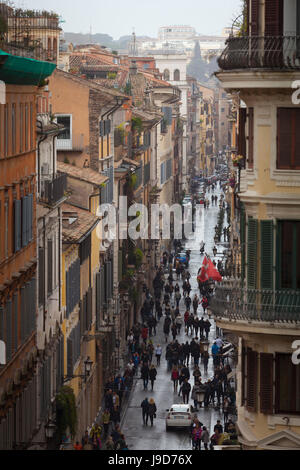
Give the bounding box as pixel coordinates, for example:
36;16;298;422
62;203;100;244
57;161;108;187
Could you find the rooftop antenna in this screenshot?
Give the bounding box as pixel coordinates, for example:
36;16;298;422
132;28;137;56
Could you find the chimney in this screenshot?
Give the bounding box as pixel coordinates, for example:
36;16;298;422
129;60;137;75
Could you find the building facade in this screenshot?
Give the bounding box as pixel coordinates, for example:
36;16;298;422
213;0;300;450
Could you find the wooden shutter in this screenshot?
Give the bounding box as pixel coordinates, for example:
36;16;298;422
247;218;258;289
240;204;246;281
260;353;274;414
251;0;260;35
261;221;274;290
277;108;292;169
87;287;92;330
238;108;247;159
241;345;246;406
96;273;101;331
247;349;258;412
265;0;283;36
28;194;33;242
47;239;53;296
248;108;254;169
14;200;21;253
21;196;28;248
39;247;45;307
13;293;18;353
5;300;12;363
67;337;73;377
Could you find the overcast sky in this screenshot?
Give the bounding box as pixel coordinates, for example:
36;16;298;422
15;0;242;38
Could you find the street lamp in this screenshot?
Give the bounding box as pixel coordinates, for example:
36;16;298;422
63;357;93;384
45;420;56;440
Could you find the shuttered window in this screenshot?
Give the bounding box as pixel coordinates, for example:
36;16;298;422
246;348;258;412
251;0;259;35
277;221;300;290
275;353;300;414
247;218;258;289
96;267;105;330
260;221;274;290
265;0;283;36
47;239;53;296
5;300;12;363
241;345;246;407
21;196;28;248
248;108;254;169
240;204;246;281
277;108;300;170
67;323;81;377
14;200;21;253
260;353;274;414
39;247;45;307
66;258;80;318
238;108;247;159
13;293;18;354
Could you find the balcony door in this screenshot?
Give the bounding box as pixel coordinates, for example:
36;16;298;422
264;0;284;67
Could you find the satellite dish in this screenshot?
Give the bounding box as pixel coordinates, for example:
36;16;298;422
0;341;6;366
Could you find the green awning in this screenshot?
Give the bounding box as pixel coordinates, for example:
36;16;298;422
0;50;56;86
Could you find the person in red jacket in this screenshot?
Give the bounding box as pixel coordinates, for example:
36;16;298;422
171;366;180;393
184;310;190;330
141;326;149;345
202;297;209;315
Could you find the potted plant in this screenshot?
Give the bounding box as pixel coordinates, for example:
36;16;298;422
231;154;244;167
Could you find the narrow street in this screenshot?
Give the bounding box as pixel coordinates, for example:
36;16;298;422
122;186;230;451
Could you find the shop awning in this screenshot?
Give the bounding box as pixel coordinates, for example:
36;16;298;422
0;50;56;86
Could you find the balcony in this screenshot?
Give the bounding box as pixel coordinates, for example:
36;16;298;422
211;283;300;324
218;35;300;71
56;135;84;152
40;174;67;206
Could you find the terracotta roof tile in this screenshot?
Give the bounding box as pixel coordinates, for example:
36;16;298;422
57;161;108;186
62;203;100;244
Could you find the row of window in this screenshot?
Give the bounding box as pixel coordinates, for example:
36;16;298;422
0;335;64;450
14;195;34;253
163;69;181;81
0;278;36;363
0;101;35;159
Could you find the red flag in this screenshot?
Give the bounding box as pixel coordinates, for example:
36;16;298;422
197;256;210;283
198;257;223;283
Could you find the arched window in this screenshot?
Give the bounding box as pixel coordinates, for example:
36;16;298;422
174;69;180;81
163;69;170;81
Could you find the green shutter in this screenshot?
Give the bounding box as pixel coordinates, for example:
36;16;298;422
260;221;274;290
247;218;258;289
240;204;246;281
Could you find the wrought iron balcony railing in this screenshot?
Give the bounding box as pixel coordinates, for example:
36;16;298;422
218;35;300;71
211;284;300;324
40;173;67;206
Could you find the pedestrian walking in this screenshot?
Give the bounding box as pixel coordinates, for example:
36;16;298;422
141;363;150;390
163;317;171;343
201;427;210;450
192;423;202;450
149;365;157;391
180;379;192;404
141;398;149;426
147;399;157;427
171;366;180;393
155;345;162;366
102;409;111;439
